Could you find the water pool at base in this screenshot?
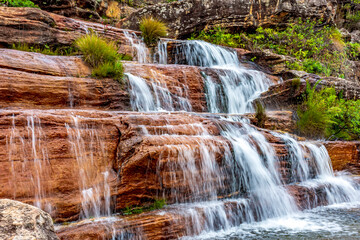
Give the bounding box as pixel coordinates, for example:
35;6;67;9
189;202;360;240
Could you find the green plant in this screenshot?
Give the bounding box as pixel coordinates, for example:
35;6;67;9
191;19;356;78
75;33;119;67
0;0;38;7
254;101;266;128
139;16;168;45
121;199;166;216
92;60;124;82
297;81;360;140
11;43;78;56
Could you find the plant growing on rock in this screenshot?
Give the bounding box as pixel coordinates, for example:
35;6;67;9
297;81;360;140
0;0;38;7
254;101;267;128
75;33;124;83
139;16;168;46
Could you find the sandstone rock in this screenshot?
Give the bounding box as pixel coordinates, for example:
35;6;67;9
0;7;141;57
121;0;337;38
245;111;296;133
325;141;360;174
0;199;59;240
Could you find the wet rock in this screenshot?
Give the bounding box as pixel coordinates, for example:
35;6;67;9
121;0;337;38
325;141;360;174
0;199;59;240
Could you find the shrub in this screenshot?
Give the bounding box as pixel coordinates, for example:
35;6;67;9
75;33;124;83
192;19;355;78
0;0;38;7
297;81;360;140
139;17;168;45
75;33;119;67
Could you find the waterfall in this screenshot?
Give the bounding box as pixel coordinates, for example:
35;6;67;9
123;31;149;63
66;115;113;219
125;72;192;112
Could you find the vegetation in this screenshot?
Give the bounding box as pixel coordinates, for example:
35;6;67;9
191;19;359;78
139;16;168;45
75;33;124;83
297;81;360;140
122;199;166;216
254;101;266;128
0;0;38;7
11;43;78;56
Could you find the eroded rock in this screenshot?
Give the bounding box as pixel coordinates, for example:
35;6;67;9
0;199;59;240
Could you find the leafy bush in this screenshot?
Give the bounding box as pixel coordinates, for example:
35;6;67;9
191;19;354;78
139;17;168;45
297;81;360;140
75;33;124;83
0;0;38;7
75;33;119;67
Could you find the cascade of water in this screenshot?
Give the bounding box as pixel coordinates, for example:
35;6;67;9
125;72;192;112
156;39;273;114
6;113;52;213
123;31;149;63
65;115;113;219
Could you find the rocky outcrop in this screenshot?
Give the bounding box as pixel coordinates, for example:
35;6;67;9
260;76;360;110
0;7;140;56
325;141;360;174
0;199;59;240
121;0;338;38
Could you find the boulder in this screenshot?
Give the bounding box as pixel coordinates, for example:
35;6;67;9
121;0;338;38
0;199;58;240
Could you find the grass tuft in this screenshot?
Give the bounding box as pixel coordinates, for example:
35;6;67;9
139;16;168;45
75;33;119;68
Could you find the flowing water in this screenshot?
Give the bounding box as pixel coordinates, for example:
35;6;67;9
124;39;360;238
4;35;359;239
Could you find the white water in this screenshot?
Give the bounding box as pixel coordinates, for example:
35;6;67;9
123;31;149;63
125;72;192;112
66;115;113;219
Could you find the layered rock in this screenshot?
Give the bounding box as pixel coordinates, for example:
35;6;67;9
121;0;338;38
0;199;59;240
0;7;141;56
325;141;360;174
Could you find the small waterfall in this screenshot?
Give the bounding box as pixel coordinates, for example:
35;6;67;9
6;113;52;213
156;40;273;114
125;72;192;112
123;31;149;63
66;115;113;219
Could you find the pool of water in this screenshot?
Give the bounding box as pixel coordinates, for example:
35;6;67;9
190;202;360;240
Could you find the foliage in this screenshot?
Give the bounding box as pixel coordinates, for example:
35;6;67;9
122;199;166;216
11;43;78;56
92;60;124;82
0;0;38;7
191;19;355;78
75;33;124;83
75;33;119;67
139;16;168;45
297;81;360;140
254;101;266;128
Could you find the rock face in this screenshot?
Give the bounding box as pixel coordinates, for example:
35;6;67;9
121;0;337;38
0;199;59;240
0;7;141;57
325;141;360;174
